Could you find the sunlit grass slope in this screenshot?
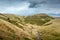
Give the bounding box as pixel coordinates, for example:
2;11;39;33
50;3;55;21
39;18;60;40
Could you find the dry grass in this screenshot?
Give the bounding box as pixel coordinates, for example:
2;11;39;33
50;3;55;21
0;14;60;40
0;19;33;40
38;19;60;40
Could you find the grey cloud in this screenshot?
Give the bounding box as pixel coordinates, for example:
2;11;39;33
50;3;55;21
27;0;60;8
28;0;47;8
0;0;60;8
48;0;60;4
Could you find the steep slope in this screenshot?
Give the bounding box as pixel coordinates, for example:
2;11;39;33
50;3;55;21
0;19;33;40
24;14;54;26
0;14;24;29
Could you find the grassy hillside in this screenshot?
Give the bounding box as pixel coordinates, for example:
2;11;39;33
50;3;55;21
24;18;60;40
39;18;60;40
0;14;33;40
24;14;54;25
0;19;33;40
0;14;24;29
0;13;60;40
0;19;20;40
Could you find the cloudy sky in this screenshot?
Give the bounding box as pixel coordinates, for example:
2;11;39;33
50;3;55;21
0;0;60;17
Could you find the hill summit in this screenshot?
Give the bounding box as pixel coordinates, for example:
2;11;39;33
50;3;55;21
24;13;54;25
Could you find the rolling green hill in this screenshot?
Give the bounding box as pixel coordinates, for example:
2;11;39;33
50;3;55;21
24;14;54;25
0;13;60;40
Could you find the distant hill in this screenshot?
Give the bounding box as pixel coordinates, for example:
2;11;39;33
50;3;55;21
54;17;60;19
24;14;54;25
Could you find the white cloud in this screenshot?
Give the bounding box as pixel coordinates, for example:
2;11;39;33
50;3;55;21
0;2;30;14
